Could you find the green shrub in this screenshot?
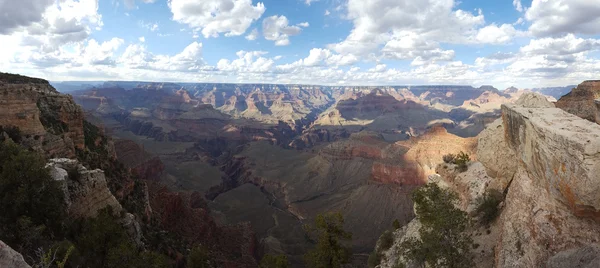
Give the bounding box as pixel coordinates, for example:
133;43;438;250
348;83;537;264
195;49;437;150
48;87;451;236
379;230;394;251
442;153;456;164
400;183;473;267
0;126;22;143
454;151;470;172
475;189;503;225
0;140;66;252
187;246;212;268
367;251;382;268
304;212;352;268
392;219;401;230
260;254;289;268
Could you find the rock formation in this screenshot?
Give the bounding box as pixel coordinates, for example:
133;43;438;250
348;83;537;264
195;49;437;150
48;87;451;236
375;92;600;268
556;81;600;124
46;158;123;218
0;240;30;268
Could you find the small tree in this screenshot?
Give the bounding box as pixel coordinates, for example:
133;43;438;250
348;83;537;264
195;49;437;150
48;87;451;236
392;219;401;230
400;183;473;268
454;152;470;172
187;246;212;268
379;230;394;251
304;212;353;268
367;251;382;268
475;189;503;225
260;254;289;268
442;154;456;164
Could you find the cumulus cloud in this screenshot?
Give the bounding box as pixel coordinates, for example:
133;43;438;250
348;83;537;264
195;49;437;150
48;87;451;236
475;24;520;44
526;0;600;36
245;28;259;41
381;32;455;64
168;0;265;38
262;15;307;46
513;0;523;12
217;50;275;73
305;0;319;6
121;42;206;72
0;0;54;34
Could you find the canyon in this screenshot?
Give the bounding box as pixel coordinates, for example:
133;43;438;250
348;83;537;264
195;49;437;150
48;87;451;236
64;80;538;265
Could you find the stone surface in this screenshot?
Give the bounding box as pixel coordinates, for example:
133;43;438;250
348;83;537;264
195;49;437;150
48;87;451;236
476;118;517;188
0;240;30;268
502;103;600;219
46;158;123;217
547;244;600;268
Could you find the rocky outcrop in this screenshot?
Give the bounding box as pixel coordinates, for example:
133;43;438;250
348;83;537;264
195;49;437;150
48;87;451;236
502;100;600;218
375;92;600;268
0;240;30;268
0;72;86;158
556;81;600;124
46;158;123;218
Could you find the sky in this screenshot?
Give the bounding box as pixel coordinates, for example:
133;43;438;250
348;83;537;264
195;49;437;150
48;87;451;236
1;0;600;89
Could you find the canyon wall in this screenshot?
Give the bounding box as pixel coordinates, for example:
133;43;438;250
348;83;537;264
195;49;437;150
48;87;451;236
376;92;600;268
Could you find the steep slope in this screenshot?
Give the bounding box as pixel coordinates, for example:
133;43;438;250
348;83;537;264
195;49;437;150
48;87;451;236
375;92;600;268
555;80;600;124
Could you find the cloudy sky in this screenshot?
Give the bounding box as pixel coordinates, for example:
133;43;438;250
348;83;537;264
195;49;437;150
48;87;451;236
1;0;599;89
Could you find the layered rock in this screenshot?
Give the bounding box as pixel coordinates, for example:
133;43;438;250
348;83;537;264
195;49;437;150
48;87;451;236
556;81;600;124
114;139;165;180
0;72;86;158
375;92;600;268
46;158;123;218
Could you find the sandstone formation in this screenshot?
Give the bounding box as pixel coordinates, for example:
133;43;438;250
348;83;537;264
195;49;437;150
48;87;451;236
0;73;85;158
0;240;30;268
375;92;600;268
46;158;123;218
556;81;600;124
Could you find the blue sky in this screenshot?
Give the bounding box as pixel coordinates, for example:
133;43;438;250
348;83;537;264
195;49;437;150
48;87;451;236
1;0;600;89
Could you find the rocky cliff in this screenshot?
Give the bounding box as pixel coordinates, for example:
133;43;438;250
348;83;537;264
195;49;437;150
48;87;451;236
0;240;30;268
375;92;600;268
556;81;600;124
0;72;85;158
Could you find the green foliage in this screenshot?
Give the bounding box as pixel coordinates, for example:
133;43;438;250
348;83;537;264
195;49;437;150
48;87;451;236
187;246;212;268
0;140;66;252
400;183;473;268
367;251;382;268
379;230;394;251
454;151;470;172
83;120;105;152
475;189;503;225
442;153;456;164
0;125;22;143
392;219;401;230
0;72;49;84
260;254;289;268
304;212;353;268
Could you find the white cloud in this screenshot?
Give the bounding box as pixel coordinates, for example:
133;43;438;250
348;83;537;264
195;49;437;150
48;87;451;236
245;28;259;41
217;50;275;73
513;0;523;12
139;21;159;32
120;42;206;72
325;10;331;16
475;24;519;44
139;36;145;42
262;15;306;46
168;0;265;38
526;0;600;36
297;22;310;28
305;0;319;6
0;0;54;34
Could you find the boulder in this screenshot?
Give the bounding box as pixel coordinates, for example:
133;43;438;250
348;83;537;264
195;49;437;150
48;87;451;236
0;240;30;268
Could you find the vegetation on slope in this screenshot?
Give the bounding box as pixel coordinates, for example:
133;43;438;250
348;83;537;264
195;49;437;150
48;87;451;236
304;212;352;268
400;183;473;267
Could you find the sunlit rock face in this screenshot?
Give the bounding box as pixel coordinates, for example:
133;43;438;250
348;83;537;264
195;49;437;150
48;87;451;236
556;81;600;124
375;92;600;268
